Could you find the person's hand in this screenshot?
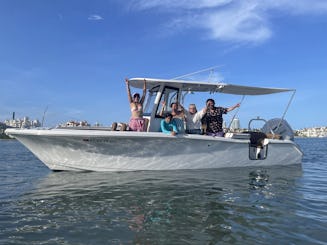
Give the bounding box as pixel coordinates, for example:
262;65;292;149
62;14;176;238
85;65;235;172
171;131;177;136
125;78;129;84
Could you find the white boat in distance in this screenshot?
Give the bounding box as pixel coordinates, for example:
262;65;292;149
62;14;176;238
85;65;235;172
6;77;303;171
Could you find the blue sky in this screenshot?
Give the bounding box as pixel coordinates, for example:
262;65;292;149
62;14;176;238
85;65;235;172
0;0;326;129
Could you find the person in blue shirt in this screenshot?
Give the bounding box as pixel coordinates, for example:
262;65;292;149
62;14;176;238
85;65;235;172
161;113;178;136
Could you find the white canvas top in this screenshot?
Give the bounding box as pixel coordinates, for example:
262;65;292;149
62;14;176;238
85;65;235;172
128;77;294;95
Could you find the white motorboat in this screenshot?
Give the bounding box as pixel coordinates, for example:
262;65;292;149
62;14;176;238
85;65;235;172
5;77;303;171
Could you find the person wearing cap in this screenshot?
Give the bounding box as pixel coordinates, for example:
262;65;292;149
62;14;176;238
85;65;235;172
202;98;240;137
125;78;147;131
160;113;178;136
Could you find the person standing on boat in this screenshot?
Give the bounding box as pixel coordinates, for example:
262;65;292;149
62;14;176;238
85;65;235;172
170;102;185;119
160;113;178;136
125;78;147;131
184;104;206;134
160;101;185;119
203;99;240;137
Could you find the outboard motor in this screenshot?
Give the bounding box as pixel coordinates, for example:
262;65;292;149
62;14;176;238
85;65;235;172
261;118;294;140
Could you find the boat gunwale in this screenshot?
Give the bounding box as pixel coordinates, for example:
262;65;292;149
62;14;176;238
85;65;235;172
5;128;300;146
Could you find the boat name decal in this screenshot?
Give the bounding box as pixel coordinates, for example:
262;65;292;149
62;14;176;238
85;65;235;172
82;138;111;143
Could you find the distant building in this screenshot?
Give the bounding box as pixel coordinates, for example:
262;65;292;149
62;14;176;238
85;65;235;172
295;126;327;137
230;118;241;130
3;116;41;128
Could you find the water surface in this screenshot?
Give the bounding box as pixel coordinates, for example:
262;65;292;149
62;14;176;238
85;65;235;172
0;138;326;244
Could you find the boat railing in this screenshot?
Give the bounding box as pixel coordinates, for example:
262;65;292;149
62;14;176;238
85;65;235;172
247;117;277;136
248;117;268;131
247;117;285;140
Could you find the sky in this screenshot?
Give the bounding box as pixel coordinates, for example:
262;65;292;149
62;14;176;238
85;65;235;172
0;0;326;130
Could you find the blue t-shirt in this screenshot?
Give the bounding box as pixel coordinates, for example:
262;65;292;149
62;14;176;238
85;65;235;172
160;120;178;134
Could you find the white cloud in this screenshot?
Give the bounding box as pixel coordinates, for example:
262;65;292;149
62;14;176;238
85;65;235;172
128;0;327;43
194;2;272;43
260;0;327;15
88;14;104;21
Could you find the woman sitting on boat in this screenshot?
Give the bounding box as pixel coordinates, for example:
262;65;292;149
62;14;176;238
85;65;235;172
125;78;147;131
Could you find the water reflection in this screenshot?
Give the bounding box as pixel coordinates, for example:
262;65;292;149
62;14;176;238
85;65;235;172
4;165;302;244
249;169;269;188
4;139;327;244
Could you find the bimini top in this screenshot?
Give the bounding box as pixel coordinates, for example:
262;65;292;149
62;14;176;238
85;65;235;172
128;77;295;95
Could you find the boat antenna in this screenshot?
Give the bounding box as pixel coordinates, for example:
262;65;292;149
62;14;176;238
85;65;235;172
41;105;48;127
275;90;296;132
226;95;245;133
172;65;223;80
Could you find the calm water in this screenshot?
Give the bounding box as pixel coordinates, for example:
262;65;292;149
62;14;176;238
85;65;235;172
0;138;326;245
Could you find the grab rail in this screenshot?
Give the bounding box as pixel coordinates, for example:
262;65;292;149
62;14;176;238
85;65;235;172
248;117;271;132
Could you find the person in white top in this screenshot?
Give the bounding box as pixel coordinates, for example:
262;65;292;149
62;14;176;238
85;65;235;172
184;104;206;134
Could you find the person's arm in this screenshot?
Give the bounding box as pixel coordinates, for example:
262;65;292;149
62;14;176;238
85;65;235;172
193;108;206;123
178;103;185;112
159;101;166;117
125;78;133;103
140;79;147;104
227;103;240;112
178;103;186;119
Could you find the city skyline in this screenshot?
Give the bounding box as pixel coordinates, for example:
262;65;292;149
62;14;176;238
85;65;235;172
2;112;326;131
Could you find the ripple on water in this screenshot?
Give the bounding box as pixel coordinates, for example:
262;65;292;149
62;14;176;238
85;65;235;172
0;139;327;244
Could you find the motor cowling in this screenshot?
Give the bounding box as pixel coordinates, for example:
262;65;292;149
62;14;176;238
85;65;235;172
261;118;294;140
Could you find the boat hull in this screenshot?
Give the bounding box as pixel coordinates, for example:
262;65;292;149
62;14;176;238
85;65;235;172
5;128;303;171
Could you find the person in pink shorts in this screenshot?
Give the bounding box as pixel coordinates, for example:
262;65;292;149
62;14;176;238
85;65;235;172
125;78;147;131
